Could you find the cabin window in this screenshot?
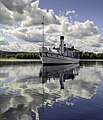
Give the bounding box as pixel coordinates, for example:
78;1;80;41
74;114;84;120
45;52;48;57
40;52;42;57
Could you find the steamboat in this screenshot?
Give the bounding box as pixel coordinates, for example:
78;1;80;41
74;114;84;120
39;36;80;65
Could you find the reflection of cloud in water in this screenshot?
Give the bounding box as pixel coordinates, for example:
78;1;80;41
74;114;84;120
0;63;101;120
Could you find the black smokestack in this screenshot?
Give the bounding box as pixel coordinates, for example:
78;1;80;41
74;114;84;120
60;36;64;40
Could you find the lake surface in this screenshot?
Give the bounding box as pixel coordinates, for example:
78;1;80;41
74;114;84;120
0;61;103;120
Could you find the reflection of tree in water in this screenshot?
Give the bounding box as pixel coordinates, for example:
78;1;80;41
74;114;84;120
80;61;97;67
0;61;40;67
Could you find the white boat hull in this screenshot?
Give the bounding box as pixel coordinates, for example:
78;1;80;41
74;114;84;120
40;52;79;65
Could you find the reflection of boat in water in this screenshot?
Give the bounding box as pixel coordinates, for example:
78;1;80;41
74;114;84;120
39;64;80;89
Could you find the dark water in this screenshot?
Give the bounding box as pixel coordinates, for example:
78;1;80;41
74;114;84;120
0;61;103;120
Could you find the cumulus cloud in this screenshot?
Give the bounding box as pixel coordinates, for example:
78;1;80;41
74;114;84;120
0;0;60;26
0;2;13;25
3;26;43;43
0;0;102;52
0;42;38;52
21;4;60;26
67;20;99;38
0;0;29;13
0;0;31;25
0;34;9;45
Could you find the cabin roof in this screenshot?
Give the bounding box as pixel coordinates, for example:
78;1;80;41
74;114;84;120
53;47;79;52
66;47;79;52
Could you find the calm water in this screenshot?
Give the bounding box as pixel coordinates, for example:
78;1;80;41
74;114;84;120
0;61;103;120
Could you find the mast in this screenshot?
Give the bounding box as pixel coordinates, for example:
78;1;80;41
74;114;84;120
42;16;44;48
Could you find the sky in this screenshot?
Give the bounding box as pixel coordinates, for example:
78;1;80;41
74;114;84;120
39;0;103;34
0;0;103;52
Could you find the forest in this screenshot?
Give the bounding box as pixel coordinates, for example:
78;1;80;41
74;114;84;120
0;51;40;59
80;51;103;59
0;51;103;59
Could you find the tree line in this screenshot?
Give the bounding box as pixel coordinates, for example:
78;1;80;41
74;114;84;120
80;51;103;59
0;51;40;59
0;51;103;59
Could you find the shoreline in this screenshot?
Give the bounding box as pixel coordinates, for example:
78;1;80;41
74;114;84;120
80;59;103;61
0;59;103;62
0;59;41;62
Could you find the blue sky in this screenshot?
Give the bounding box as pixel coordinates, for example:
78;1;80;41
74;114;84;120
39;0;103;36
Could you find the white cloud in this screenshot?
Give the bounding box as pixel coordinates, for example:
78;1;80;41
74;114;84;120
0;34;9;45
66;10;76;15
0;0;29;13
0;2;13;25
66;20;99;38
0;0;103;52
45;24;61;33
3;26;44;43
0;42;38;52
21;2;60;26
59;10;76;17
0;0;60;26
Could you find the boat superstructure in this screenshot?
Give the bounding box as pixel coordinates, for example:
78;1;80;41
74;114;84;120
39;36;80;65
